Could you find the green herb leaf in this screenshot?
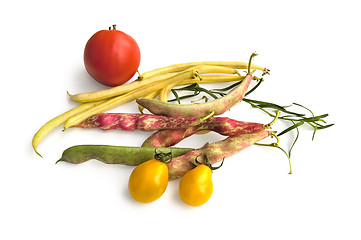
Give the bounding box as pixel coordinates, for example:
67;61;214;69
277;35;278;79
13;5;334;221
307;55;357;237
288;121;300;158
277;121;305;137
245;80;263;96
243;98;305;117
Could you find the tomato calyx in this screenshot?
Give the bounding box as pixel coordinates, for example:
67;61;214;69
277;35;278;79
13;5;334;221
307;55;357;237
190;155;224;171
154;149;173;164
108;24;117;30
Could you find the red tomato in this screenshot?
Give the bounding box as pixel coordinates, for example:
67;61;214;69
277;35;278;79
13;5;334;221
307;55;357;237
84;25;141;87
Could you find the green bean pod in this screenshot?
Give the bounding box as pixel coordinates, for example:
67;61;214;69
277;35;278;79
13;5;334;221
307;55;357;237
56;145;195;165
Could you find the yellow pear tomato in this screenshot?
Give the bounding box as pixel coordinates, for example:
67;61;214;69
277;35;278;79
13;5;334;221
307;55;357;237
128;159;169;203
179;164;213;207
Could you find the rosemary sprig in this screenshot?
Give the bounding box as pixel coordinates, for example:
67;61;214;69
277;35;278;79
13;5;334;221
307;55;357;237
170;83;219;102
277;121;305;137
243;98;305;117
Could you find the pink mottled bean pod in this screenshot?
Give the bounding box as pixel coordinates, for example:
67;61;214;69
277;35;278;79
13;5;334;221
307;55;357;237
74;113;211;131
142;117;265;147
168;130;271;179
136;73;252;118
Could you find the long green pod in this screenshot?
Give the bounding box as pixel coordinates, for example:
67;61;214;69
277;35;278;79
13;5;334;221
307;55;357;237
56;145;195;165
57;130;272;179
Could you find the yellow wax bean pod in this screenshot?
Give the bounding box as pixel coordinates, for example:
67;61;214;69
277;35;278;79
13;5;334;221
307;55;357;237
32;100;106;157
69;65;238;103
68;72;177;103
139;61;268;79
158;66;248;103
179;75;261;85
159;82;178;102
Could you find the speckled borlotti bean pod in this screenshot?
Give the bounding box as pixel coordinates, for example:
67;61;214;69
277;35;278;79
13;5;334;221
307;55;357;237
142;127;200;148
167;130;271;180
136;53;258;118
141;117;265;147
136;73;252;117
73;112;213;131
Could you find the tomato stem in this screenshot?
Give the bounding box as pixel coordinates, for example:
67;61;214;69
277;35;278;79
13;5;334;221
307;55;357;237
154;149;173;164
192;155;224;171
109;24;117;30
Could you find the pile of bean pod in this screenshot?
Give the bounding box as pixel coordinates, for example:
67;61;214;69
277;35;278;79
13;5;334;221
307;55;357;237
32;53;267;157
34;53;332;206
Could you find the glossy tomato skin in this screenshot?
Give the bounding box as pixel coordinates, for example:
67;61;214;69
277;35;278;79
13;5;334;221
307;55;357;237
84;28;140;87
179;164;213;207
128;159;168;203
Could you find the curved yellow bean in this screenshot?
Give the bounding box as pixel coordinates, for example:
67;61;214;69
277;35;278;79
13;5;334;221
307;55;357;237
140;61;267;79
180;75;262;85
158;67;251;103
32;100;106;157
69;72;177;103
159;82;178;102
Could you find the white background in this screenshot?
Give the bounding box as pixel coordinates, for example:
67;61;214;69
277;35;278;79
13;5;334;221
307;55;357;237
1;0;360;239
